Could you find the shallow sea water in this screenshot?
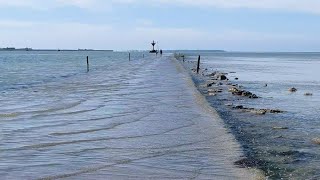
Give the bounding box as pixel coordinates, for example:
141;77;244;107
0;51;257;179
179;51;320;179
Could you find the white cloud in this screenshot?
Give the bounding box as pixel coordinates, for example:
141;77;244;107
0;0;320;14
163;0;320;14
0;0;58;10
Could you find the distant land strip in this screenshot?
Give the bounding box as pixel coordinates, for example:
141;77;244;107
0;47;113;52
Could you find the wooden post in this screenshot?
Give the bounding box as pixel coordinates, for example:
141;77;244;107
87;56;89;72
129;53;131;61
197;55;200;74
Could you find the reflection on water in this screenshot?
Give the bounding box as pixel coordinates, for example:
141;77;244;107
0;52;255;179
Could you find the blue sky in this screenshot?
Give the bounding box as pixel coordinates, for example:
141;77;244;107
0;0;320;51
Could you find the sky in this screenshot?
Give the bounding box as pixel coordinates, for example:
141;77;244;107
1;0;320;51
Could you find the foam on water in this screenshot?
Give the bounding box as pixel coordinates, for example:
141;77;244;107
0;52;259;179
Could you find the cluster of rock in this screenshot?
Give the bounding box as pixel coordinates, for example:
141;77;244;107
207;71;228;81
228;87;259;99
189;61;320;150
232;105;284;115
289;87;313;96
196;69;292;117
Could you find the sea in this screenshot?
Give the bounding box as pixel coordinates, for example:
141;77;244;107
178;51;320;179
0;51;256;180
1;50;319;179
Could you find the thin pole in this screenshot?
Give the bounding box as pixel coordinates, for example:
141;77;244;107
87;56;89;72
197;55;201;74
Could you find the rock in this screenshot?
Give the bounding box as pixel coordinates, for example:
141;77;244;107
312;138;320;145
274;135;284;139
304;93;313;96
218;74;227;80
235;77;239;80
228;87;258;99
225;103;233;107
234;105;244;109
273;127;289;130
249;94;259;99
253;109;267;115
234;158;264;168
207;82;216;87
232;91;243;96
229;87;239;93
269;109;284;113
265;84;268;87
289;87;297;92
242;91;252;97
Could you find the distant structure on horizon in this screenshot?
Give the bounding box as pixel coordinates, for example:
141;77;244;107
0;47;32;51
0;47;113;52
149;40;158;53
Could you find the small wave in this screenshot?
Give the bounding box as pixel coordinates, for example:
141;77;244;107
0;112;20;118
37;147;212;180
37;160;133;180
9;122;73;134
50;122;124;136
0;100;84;119
15;123;201;150
2;72;79;92
50;114;192;136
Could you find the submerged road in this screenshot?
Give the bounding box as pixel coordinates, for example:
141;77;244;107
1;55;258;179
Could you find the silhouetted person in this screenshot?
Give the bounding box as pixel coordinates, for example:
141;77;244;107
160;49;163;56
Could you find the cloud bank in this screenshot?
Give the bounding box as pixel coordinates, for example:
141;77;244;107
153;0;320;14
1;0;320;14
